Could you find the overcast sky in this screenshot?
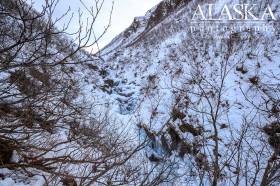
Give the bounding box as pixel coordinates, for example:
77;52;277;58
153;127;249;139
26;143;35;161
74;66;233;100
33;0;162;51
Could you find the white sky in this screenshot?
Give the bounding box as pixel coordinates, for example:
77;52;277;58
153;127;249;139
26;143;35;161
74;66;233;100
32;0;162;50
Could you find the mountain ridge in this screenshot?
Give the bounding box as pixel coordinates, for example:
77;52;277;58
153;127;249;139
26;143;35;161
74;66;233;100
101;0;192;55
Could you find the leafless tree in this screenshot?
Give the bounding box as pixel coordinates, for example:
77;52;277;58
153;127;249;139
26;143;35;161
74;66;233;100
139;21;280;185
0;0;174;185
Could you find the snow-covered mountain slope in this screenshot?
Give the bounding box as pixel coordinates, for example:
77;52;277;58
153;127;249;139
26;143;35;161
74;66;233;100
100;0;280;126
97;0;280;184
2;0;280;185
0;1;164;185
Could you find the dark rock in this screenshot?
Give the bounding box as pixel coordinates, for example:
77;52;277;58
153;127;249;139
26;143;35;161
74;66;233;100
191;144;200;155
263;122;280;136
171;108;186;121
179;124;202;136
0;139;13;165
148;154;161;162
249;76;259;85
99;69;108;77
168;127;181;150
61;177;77;186
236;65;248;74
146;0;186;29
142;125;156;141
87;64;99;71
104;79;115;87
268;135;280;150
161;135;171;154
263;122;280;154
220;124;229;129
271;105;280;115
195;153;209;171
179;141;192;157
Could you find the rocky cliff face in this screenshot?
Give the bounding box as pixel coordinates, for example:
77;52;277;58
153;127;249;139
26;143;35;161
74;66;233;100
101;0;195;55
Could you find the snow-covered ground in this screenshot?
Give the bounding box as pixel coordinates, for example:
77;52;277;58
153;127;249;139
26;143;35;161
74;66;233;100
1;0;280;185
